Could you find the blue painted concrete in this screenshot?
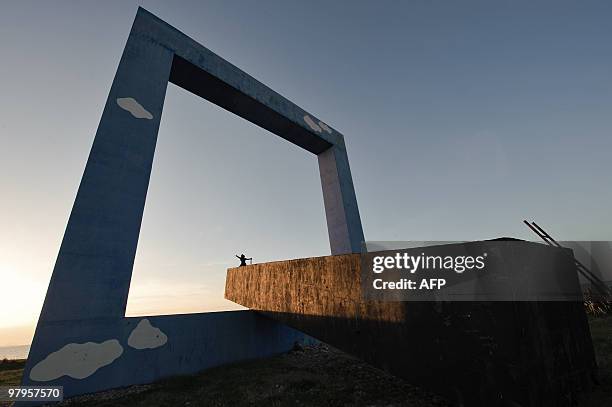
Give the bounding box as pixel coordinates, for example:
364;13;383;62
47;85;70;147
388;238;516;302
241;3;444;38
318;144;364;254
38;5;365;325
21;311;311;400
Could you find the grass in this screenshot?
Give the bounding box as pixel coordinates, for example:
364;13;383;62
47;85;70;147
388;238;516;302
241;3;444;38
0;359;25;386
56;345;448;407
576;315;612;407
2;317;611;406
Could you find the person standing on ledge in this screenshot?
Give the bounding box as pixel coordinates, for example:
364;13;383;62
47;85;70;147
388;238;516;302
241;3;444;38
235;253;252;267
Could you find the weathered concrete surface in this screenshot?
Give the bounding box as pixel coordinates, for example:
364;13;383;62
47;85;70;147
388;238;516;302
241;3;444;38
225;243;597;407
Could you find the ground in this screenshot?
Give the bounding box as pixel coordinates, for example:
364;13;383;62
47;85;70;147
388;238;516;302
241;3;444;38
0;359;25;389
576;315;612;407
1;316;611;407
52;345;449;407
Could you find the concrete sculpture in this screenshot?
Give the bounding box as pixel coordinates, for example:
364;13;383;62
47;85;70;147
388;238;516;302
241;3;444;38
21;7;364;400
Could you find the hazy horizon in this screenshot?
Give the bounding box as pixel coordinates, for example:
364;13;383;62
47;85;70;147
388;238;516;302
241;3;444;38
2;0;612;347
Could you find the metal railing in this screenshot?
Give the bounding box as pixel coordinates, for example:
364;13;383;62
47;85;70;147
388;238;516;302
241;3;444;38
523;220;612;299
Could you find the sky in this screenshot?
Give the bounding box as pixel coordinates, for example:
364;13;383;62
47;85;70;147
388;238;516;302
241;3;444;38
1;0;612;346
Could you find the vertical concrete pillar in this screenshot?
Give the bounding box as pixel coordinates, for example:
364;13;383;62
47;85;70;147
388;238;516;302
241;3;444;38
318;143;365;254
39;15;174;322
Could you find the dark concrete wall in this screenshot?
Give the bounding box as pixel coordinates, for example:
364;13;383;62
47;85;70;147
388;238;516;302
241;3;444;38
225;242;597;407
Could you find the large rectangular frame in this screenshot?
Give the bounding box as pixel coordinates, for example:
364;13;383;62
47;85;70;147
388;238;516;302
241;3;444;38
41;6;364;324
21;8;362;400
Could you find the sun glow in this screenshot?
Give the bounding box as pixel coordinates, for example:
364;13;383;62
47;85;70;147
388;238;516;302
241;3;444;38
0;265;48;346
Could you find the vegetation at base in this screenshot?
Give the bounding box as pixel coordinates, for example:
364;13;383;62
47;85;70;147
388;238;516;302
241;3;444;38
577;315;612;407
0;359;26;387
56;345;448;407
583;288;611;316
0;359;26;372
0;360;25;407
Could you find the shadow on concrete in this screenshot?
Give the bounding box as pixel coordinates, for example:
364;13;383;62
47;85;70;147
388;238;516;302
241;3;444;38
258;300;596;407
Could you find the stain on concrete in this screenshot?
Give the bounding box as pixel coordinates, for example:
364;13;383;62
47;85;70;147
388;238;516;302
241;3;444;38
128;319;168;349
304;115;322;133
30;339;123;381
116;97;154;119
318;121;332;134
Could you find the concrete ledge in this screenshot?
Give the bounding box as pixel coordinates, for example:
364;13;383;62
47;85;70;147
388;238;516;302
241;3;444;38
225;243;597;407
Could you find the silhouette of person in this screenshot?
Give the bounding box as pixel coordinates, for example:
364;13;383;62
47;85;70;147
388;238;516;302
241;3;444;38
235;253;252;267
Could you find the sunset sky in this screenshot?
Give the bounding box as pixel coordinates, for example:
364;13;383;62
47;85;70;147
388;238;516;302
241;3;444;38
2;0;612;346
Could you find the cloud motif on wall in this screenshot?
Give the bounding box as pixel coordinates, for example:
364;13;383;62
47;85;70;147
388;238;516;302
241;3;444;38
128;319;168;350
303;115;333;134
29;339;123;381
303;115;322;133
318;121;333;134
116;97;154;119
